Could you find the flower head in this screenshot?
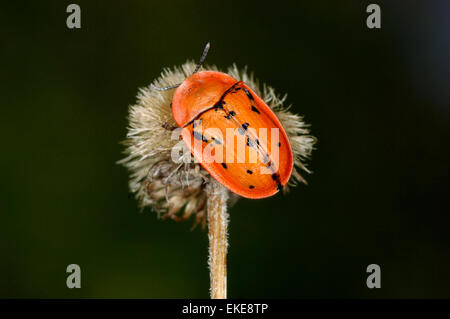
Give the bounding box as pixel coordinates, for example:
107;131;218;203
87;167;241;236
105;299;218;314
119;62;316;227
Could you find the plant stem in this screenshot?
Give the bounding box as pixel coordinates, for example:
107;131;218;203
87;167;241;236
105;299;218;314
206;179;229;299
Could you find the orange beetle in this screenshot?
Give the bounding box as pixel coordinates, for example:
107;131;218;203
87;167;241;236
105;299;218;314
153;43;293;199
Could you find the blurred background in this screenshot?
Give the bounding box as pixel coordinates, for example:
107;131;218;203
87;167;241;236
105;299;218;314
1;0;449;298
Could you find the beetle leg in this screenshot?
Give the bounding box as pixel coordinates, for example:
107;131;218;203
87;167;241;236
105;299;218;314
162;122;178;131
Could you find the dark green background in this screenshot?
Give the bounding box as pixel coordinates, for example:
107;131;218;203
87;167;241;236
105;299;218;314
2;0;449;298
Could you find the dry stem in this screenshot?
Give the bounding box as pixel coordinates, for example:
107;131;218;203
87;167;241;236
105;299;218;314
206;179;229;299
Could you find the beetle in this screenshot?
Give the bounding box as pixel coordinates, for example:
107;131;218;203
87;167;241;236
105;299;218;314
152;43;293;199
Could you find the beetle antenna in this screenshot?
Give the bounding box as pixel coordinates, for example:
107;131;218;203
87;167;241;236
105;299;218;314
193;42;210;74
151;83;181;91
151;42;211;91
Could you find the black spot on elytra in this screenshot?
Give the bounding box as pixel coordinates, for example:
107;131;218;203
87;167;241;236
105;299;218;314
270;173;282;191
249;185;255;189
243;88;254;100
251;106;260;114
278;142;281;147
221;163;227;169
246;170;253;174
238;122;249;135
193;131;208;142
225;110;236;119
